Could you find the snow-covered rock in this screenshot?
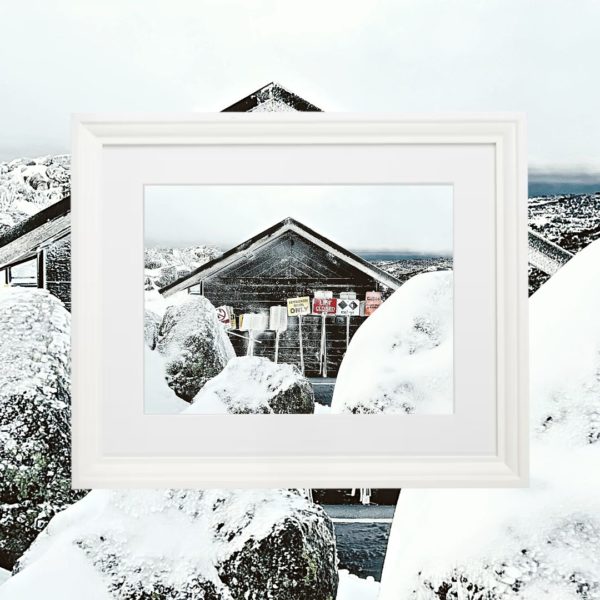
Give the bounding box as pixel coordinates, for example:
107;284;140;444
0;155;70;234
379;240;600;600
144;246;221;291
144;347;189;414
156;297;235;402
0;288;83;570
144;310;161;350
530;238;600;447
1;489;338;600
331;271;453;414
186;356;315;414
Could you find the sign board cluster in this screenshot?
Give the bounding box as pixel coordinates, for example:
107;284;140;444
217;290;384;374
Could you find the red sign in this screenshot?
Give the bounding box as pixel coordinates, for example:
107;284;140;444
365;291;382;316
312;297;337;315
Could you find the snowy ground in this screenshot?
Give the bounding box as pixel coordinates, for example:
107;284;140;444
337;570;379;600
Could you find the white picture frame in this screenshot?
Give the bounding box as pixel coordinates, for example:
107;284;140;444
71;113;528;488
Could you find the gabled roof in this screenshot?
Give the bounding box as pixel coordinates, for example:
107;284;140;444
222;82;322;113
160;217;402;297
0;196;71;268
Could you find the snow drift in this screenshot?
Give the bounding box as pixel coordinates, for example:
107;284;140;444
185;356;315;414
331;271;453;414
0;288;83;570
156;297;235;402
379;239;600;600
1;489;338;600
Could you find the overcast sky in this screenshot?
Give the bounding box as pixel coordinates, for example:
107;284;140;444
145;185;452;254
1;0;599;176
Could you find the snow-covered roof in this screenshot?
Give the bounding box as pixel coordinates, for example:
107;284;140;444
160;216;403;297
222;82;321;112
0;195;70;269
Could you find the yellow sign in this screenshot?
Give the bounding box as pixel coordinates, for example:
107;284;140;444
287;296;310;317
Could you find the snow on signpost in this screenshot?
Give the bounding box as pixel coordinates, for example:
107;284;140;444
287;296;310;374
312;292;337;377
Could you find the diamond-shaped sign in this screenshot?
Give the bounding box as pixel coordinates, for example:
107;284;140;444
336;296;360;316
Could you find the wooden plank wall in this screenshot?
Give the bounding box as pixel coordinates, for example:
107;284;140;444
45;236;71;311
199;232;389;376
228;315;365;377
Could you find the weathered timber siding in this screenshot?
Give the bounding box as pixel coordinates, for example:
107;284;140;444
45;236;71;310
199;231;389;376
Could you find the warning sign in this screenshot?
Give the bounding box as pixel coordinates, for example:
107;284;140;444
287;296;311;317
365;291;383;316
336;293;360;316
216;305;234;328
312;297;337;315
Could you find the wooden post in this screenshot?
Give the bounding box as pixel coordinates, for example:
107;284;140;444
298;314;305;375
246;330;254;357
274;330;280;364
346;315;350;350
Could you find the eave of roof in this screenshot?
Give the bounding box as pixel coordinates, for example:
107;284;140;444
0;196;71;268
160;217;403;296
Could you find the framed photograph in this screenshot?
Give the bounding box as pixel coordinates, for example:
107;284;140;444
71;114;528;488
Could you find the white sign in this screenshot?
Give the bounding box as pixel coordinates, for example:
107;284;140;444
269;306;288;332
314;290;333;300
239;313;269;332
336;291;360;316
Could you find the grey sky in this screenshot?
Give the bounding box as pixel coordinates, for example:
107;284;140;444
1;1;599;174
144;185;453;254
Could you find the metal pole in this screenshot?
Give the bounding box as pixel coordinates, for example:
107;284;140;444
321;313;327;378
346;315;350;349
275;330;280;364
298;314;305;375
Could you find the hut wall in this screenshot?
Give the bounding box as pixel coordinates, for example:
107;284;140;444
197;231;389;377
45;236;71;310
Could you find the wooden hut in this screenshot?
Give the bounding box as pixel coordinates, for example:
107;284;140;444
0;196;71;310
161;217;401;377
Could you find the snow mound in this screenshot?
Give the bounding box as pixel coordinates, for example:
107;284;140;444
530;238;600;447
380;447;600;600
156;297;235;402
144;347;189;414
0;155;69;234
186;356;315;414
2;489;338;600
380;240;600;600
331;271;453;414
0;288;83;570
337;570;380;600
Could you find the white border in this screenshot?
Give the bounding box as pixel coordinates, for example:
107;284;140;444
71;114;528;488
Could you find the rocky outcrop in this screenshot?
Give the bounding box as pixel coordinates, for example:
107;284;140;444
0;289;84;571
3;489;338;600
157;297;235;402
186;356;315;414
